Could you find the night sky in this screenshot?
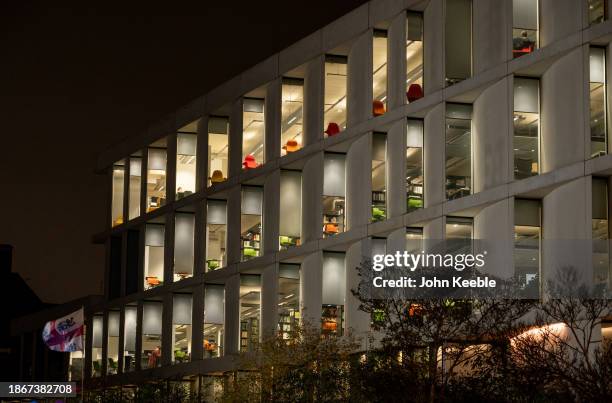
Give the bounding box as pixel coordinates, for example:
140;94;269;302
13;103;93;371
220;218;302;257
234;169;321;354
0;1;367;303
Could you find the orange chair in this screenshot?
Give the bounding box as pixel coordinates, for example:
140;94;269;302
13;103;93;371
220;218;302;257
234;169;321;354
324;122;341;137
407;83;424;103
209;170;225;184
283;139;300;153
146;276;160;287
242;154;259;169
373;100;386;116
324;223;339;234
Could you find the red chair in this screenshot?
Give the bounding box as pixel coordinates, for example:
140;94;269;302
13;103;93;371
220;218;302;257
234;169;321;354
242;154;259;169
324;122;341;137
407;83;424;103
373;100;386;116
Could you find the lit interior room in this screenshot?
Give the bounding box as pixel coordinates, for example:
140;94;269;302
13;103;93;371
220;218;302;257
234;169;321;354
445;103;472;200
514;199;541;292
281;77;304;155
323;153;346;237
176;121;198;199
111;160;125;227
106;310;120;375
128;152;142;220
146;138;167;212
406;119;424;211
203;285;225;358
406;12;424;101
513;77;540;179
371;132;387;222
590;47;607;157
324;55;348;137
172;293;193;364
208;116;229;186
206;200;227;271
322;253;345;336
242;98;265;170
241;187;263;261
144;222;165;289
123;305;137;373
142;300;163;369
174;212;195;282
372;29;388;116
278;264;300;339
512;0;538;58
91;314;103;377
279;170;302;249
240;275;261;352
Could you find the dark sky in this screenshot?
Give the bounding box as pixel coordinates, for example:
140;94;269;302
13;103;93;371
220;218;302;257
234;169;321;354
0;0;367;304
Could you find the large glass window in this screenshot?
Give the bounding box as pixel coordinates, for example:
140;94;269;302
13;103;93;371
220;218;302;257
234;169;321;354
240;275;261;352
208;116;229;186
172;293;192;364
406;12;424;102
323;153;346;237
128;153;142;220
123;305;137;373
204;285;225;358
512;0;538;58
174;213;194;282
446;216;473;255
513;77;540;178
278;264;300;339
373;30;388;116
146;138;167;212
407;119;424;211
445;0;472;85
593;178;609;285
243;98;265;170
324;55;348;137
279;171;302;249
589;0;607;25
445;103;472;200
176;129;197;199
241;187;263;261
590;47;607;158
406;227;424;253
111;160;125;227
91;314;103;377
372;132;387;222
142;301;163;369
106;311;120;375
322;253;345;336
514;199;541;294
281;78;304;155
144;223;165;290
206;200;227;271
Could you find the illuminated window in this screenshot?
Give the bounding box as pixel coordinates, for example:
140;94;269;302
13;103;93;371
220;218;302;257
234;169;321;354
324;55;348;137
206;200;227;271
281;78;304;155
144;223;165;290
323;153;346;237
372;132;387;222
593;178;609;285
174;212;194;282
91;314;103;377
589;0;607;25
142;301;163;369
590;47;607;157
172;293;192;364
208;116;229;186
445;103;472;200
128;153;142;220
406;227;424;253
111;160;125;227
123;305;137;373
373;30;388;115
445;0;472;85
106;311;120;375
240;275;261;352
176;124;197;199
513;77;540;178
278;264;300;339
322;253;345;336
512;0;538;58
243;98;265;170
279;170;302;249
407;119;424;211
204;285;225;358
146;138;167;213
406;12;424;101
241;187;263;261
514;199;540;296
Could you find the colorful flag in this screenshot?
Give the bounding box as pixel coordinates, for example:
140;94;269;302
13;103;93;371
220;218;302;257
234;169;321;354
42;308;84;352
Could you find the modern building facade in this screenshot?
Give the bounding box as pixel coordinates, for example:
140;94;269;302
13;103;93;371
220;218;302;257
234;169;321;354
16;0;612;397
